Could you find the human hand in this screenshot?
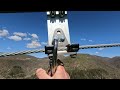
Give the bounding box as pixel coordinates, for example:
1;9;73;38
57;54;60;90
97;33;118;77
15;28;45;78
36;66;70;79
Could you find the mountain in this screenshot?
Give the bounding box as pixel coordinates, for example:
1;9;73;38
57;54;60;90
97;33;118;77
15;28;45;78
0;54;120;79
0;55;49;79
107;56;120;69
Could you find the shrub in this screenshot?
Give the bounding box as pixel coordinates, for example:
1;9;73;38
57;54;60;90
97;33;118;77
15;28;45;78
8;66;25;78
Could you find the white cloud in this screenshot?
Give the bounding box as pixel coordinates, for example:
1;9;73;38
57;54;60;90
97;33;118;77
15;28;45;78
31;34;39;39
28;33;31;36
23;38;31;41
26;41;41;48
8;35;22;41
98;48;104;51
0;29;9;37
95;52;99;54
41;42;47;45
81;38;86;41
89;40;93;42
7;47;11;50
13;32;27;37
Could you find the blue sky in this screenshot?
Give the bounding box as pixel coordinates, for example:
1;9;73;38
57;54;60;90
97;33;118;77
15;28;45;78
0;11;120;58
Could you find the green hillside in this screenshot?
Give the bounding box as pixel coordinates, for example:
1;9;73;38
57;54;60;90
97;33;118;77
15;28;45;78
0;54;120;79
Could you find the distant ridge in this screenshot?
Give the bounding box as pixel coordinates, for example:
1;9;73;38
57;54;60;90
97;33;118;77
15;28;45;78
0;54;120;79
